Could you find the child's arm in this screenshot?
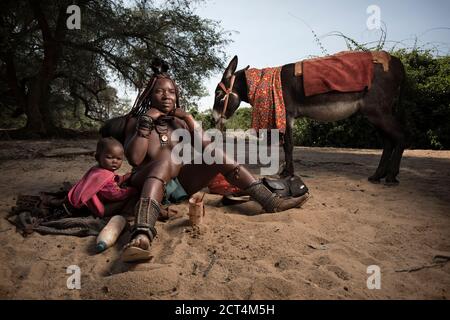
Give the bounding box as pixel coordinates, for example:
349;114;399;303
115;172;132;186
98;181;137;202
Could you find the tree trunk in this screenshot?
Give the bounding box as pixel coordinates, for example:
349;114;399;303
25;78;54;135
23;0;68;136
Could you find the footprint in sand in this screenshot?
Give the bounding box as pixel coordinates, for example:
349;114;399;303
314;255;332;266
326;265;352;281
307;269;340;291
248;276;296;299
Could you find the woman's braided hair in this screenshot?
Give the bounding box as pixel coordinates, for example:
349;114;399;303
129;58;182;117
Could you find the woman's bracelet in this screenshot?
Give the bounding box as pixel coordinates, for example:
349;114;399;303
136;115;155;131
134;115;154;139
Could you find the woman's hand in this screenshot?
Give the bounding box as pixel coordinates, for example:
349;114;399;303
146;108;165;120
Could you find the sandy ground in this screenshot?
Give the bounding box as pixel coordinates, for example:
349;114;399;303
0;139;449;300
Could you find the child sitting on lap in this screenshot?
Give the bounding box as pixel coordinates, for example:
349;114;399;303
67;137;137;217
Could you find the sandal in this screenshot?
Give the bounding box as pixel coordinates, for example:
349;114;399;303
122;238;153;262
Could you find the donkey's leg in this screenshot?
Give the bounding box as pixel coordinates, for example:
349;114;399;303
384;121;405;185
368;130;394;183
280;117;295;177
363;107;404;184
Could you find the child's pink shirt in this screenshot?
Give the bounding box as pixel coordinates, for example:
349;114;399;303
68;166;136;217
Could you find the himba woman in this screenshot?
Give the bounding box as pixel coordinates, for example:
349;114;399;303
102;59;309;262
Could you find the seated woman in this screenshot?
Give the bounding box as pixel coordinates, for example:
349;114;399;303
110;60;309;262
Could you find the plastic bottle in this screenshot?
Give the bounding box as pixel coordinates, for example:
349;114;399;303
96;215;127;253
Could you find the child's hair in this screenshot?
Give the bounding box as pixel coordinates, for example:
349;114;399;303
95;137;123;159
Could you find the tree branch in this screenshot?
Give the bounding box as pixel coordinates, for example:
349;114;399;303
60;40;150;87
71;91;104;122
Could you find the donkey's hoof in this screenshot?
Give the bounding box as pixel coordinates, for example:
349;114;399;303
368;176;381;184
384;178;399;186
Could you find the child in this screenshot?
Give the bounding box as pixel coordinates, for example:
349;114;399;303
67;137;137;217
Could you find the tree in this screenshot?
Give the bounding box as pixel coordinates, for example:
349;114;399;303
0;0;229;137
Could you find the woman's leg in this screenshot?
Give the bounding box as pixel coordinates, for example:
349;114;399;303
103;195;139;219
177;146;256;195
177;162;256;196
178;149;309;213
130;159;182;202
122;157;182;261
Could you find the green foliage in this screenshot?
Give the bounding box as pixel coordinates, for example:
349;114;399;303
224;107;252;130
186;106;252;132
188;106;215;130
0;108;26;129
292;116;380;148
395;49;450;149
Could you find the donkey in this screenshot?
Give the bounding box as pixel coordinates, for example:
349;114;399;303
212;54;406;185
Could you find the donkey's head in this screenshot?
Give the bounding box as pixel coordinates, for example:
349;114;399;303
212;56;248;130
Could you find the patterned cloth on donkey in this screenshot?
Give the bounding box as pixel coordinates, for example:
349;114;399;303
245;67;286;134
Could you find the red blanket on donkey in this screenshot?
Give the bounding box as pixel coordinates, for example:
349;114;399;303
302;51;374;97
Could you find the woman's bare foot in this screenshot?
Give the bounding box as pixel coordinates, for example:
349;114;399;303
121;233;152;262
128;234;150;250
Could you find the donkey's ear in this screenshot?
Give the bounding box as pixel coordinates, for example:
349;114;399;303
222;55;238;80
244;65;250;70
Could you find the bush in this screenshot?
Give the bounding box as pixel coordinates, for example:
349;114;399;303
224;107;252;130
395;49;450;149
188;106;215;130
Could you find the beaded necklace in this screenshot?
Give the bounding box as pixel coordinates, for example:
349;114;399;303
155;116;173;147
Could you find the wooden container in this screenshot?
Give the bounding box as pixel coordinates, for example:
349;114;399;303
188;194;205;226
